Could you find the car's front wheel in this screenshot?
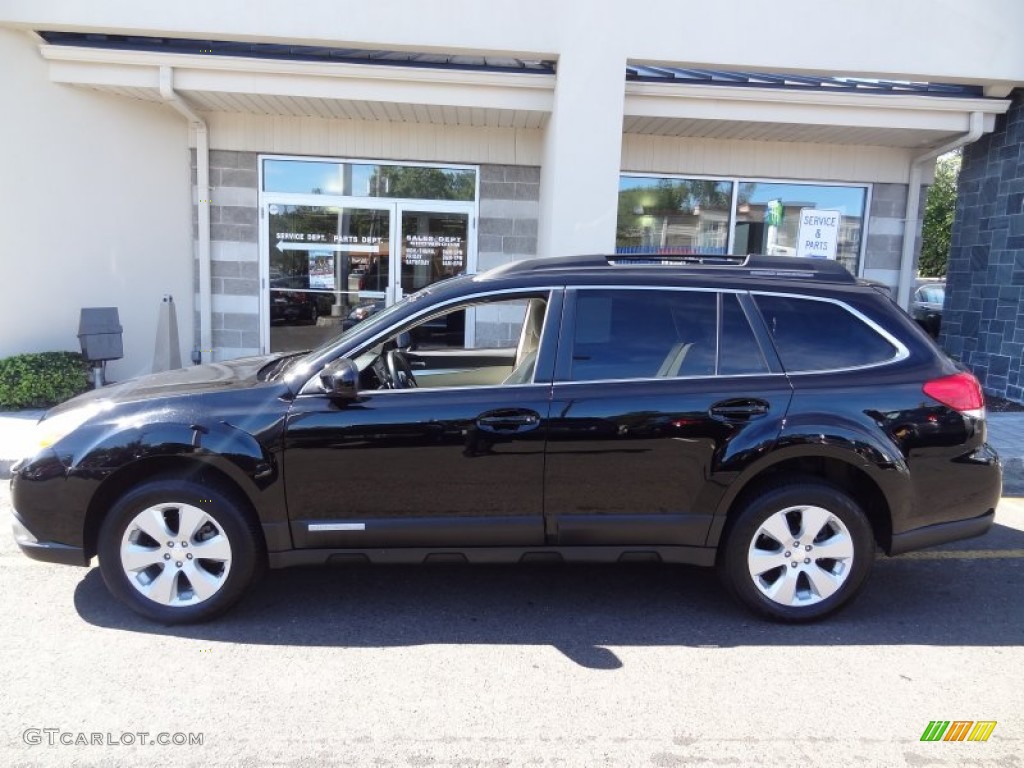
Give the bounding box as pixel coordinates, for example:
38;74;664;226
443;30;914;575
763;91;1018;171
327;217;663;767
719;479;875;621
97;477;264;623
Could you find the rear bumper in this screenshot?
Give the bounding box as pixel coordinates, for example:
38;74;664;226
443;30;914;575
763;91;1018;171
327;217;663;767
11;513;89;567
888;509;995;556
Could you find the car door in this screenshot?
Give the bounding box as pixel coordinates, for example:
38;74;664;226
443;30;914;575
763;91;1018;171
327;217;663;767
283;289;561;550
544;286;793;547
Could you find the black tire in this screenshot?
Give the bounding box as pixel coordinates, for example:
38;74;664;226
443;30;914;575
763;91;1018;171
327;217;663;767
718;478;875;622
97;476;265;624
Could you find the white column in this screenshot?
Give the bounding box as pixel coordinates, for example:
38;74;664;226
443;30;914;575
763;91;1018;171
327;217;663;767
537;48;626;258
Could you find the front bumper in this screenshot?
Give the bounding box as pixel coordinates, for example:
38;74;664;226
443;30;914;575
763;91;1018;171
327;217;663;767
11;512;89;567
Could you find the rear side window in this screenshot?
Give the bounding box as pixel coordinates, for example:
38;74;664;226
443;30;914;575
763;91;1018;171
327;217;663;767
570;289;717;381
754;294;898;372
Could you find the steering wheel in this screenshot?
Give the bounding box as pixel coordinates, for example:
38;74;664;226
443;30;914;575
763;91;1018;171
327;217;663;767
385;350;418;389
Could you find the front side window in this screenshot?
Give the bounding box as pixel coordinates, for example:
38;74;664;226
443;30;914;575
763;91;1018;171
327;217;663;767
361;294;549;390
753;294;897;372
569;290;718;382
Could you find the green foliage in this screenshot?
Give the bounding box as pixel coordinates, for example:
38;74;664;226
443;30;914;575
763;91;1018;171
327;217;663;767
919;151;962;278
0;352;90;409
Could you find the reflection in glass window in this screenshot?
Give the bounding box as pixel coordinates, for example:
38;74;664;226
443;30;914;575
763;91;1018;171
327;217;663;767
732;182;865;274
264;159;476;201
615;175;868;274
617;177;733;255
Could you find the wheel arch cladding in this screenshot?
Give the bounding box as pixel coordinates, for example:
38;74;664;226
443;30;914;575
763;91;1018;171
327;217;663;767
712;457;894;553
83;455;270;560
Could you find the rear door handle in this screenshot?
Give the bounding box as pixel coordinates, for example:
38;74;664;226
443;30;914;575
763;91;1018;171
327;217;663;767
477;409;540;433
710;399;770;421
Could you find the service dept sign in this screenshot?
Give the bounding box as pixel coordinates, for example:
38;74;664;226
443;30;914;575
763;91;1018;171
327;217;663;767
796;208;841;260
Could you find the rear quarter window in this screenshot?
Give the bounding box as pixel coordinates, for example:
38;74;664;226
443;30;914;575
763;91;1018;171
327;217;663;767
753;293;899;372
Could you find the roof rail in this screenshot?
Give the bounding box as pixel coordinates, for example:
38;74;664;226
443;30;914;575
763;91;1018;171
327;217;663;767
482;253;856;283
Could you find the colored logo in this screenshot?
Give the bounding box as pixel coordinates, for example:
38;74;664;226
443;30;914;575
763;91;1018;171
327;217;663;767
920;721;997;742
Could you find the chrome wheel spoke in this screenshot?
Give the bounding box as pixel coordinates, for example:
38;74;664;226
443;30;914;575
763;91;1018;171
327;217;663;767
177;504;210;543
748;549;788;578
798;505;833;543
183;564;222;602
134;507;173;543
758;513;793;547
191;534;231;562
805;564;843;600
121;544;165;572
145;567;179;605
767;568;799;605
813;534;854;561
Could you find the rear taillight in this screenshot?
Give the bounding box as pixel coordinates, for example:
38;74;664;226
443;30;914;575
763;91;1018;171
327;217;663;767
923;372;985;417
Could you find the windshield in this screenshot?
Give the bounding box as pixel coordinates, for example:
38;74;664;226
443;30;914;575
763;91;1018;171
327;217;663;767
918;285;945;304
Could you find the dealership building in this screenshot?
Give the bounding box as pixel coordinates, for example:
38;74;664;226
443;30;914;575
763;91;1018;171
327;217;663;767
1;2;1023;393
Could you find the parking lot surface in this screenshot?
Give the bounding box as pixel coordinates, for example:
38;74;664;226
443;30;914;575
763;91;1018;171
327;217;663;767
2;486;1022;767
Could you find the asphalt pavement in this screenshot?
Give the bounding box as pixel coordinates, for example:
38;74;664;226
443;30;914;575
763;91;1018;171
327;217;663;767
1;484;1022;766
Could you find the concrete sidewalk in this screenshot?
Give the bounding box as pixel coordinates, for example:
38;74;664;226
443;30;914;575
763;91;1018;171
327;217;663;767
2;408;1024;486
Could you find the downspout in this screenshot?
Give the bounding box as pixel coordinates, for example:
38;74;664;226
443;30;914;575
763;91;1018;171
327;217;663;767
896;111;984;309
159;66;213;363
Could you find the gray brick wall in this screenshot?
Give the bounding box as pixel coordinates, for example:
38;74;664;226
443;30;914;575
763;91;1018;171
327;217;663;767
478;164;540;271
865;183;908;272
942;89;1024;401
191;150;260;360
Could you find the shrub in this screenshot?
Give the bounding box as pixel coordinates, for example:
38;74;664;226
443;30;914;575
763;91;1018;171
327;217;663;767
0;351;91;409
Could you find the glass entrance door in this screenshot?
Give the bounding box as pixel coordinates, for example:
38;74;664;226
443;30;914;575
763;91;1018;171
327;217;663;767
262;198;476;353
266;203;390;353
397;206;472;301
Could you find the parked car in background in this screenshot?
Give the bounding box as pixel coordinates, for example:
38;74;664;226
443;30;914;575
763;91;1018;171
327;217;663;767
912;280;945;339
269;276;334;326
10;254;1000;625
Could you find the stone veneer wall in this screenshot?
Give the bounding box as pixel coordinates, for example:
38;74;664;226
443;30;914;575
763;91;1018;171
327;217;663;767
941;89;1024;401
191;154;539;359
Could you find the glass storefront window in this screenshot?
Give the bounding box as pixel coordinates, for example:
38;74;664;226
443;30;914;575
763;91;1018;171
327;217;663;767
733;182;866;274
617;177;734;255
616;175;868;273
264;159;476;201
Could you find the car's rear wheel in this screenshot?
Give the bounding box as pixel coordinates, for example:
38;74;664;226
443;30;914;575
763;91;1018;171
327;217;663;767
97;477;264;624
719;479;874;621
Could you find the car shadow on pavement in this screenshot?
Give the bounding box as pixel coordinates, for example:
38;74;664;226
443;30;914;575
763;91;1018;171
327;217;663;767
73;524;1024;669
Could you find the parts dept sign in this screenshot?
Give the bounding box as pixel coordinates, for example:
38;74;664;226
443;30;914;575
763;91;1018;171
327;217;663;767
796;208;841;260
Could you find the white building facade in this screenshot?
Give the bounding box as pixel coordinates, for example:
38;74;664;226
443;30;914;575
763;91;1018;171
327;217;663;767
1;1;1022;378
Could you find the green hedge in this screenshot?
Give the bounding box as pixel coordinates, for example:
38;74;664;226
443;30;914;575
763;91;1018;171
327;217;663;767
0;352;91;409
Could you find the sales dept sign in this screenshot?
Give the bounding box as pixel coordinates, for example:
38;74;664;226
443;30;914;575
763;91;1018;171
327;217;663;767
796;208;841;260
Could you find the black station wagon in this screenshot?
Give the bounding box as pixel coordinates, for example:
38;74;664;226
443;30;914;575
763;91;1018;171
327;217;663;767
11;254;1001;623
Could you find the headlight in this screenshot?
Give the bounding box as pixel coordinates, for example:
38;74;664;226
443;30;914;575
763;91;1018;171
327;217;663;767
33;404;106;453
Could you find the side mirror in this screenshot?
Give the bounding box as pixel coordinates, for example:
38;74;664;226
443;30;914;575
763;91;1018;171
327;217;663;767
319;358;360;399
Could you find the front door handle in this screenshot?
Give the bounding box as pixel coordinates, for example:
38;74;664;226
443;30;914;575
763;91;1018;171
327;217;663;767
477;409;541;433
710;399;770;421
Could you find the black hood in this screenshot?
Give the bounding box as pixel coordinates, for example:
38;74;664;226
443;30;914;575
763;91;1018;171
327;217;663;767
47;355;289;418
